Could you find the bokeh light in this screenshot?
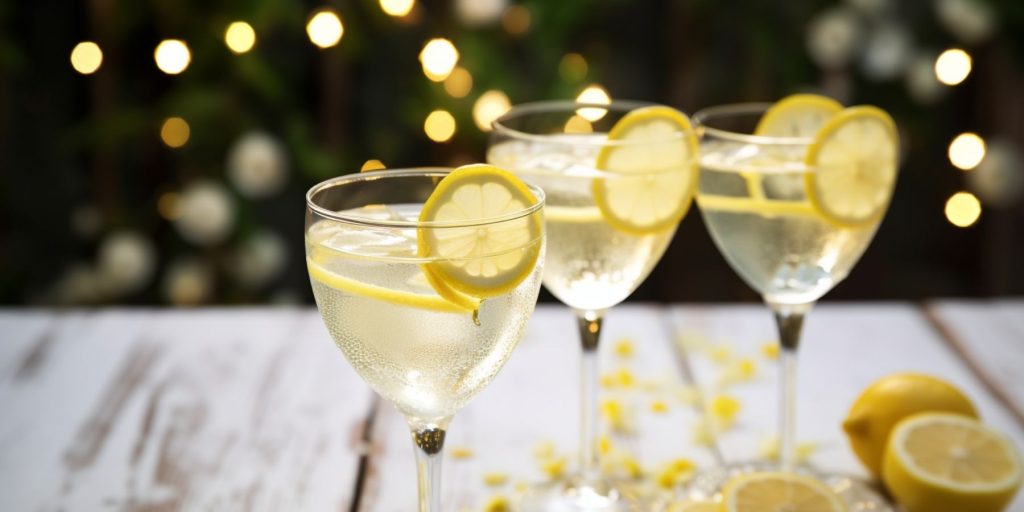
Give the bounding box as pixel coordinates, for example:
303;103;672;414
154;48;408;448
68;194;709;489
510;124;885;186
225;22;256;54
379;0;414;17
576;84;611;121
935;48;972;85
419;38;459;81
160;117;190;148
361;159;386;171
944;191;982;227
154;40;191;75
307;10;344;49
444;67;473;98
158;192;182;220
70;42;103;74
948;132;986;170
564;115;593;134
424;110;456;142
502;5;531;36
473;90;512;131
559;53;588;82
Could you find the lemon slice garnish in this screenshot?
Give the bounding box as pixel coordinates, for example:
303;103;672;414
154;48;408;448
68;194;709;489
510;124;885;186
592;106;698;235
417;164;542;298
722;472;848;512
805;106;898;227
883;413;1022;512
755;93;843;137
307;255;468;313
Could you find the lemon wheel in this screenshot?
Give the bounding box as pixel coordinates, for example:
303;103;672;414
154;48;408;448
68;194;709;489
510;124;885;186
722;471;848;512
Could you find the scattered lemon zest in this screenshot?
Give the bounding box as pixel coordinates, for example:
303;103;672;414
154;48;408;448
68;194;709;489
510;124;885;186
692;418;716;446
621;454;644;479
711;394;741;428
651;400;669;413
513;481;528;494
797;441;818;462
758;435;780;461
599;435;613;455
708;345;732;364
532;440;555;459
540;457;566;479
483;494;510;512
760;342;780;359
616;368;635;388
483;472;508;486
451;446;474;459
614;338;634;357
718;358;758;386
656;458;697;489
600;373;617;388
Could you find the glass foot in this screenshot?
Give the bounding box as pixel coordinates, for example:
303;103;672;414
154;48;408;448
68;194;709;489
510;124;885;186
680;463;895;512
516;477;660;512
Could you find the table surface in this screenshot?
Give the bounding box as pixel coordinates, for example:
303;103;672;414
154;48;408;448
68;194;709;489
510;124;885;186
1;302;1022;512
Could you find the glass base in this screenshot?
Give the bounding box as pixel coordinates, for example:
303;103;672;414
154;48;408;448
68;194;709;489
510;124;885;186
679;462;895;512
516;477;659;512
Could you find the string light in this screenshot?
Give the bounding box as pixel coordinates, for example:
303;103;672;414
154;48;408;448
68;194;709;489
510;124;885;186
154;40;191;74
473;90;511;132
444;67;473;98
935;48;972;86
944;191;981;228
501;5;531;36
160;117;190;148
564;115;593;134
576;84;611;122
361;159;386;171
419;38;459;81
424;110;456;142
225;21;256;54
379;0;414;17
948;133;986;170
70;42;103;74
559;53;587;82
307;9;344;48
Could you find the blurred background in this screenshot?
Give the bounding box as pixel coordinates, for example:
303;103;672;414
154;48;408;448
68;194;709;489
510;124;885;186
2;0;1023;306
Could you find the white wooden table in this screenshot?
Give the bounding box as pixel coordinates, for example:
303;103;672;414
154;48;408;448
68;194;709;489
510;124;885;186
1;303;1022;511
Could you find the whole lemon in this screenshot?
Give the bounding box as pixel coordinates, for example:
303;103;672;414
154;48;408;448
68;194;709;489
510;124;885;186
842;373;978;476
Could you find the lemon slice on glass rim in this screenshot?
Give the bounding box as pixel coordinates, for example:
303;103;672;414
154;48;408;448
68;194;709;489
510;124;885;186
417;164;543;300
722;471;848;512
592;106;699;235
756;93;843;137
805;106;899;228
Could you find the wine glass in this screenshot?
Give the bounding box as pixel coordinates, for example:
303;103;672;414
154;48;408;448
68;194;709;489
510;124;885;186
489;101;698;510
305;168;546;511
689;103;898;509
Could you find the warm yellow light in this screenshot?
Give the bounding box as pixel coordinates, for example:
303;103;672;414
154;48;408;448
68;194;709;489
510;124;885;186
160;117;190;148
154;40;191;75
71;42;103;74
379;0;414;17
559;53;587;82
935;48;972;86
158;192;182;220
225;21;256;54
501;5;531;36
576;84;611;122
944;191;981;227
444;67;473;98
419;38;459;82
948;133;986;170
307;10;344;48
424;110;456;142
473;90;512;132
564;115;593;134
361;159;386;171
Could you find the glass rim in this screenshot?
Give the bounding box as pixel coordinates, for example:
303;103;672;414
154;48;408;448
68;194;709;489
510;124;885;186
693;102;816;146
305;168;546;229
492;99;693;146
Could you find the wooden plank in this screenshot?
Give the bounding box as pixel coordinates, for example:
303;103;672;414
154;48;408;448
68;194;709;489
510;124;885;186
358;305;706;511
0;310;61;386
926;299;1024;425
0;309;374;512
668;302;1024;512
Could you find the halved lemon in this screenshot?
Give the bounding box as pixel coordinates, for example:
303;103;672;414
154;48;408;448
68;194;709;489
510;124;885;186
755;94;843;137
592;106;699;235
721;472;847;512
882;413;1022;512
417;164;543;298
805;106;899;228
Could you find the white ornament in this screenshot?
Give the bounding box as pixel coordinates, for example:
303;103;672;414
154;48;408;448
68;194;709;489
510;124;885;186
936;0;995;45
97;230;157;295
231;230;287;289
174;180;236;246
456;0;507;26
861;24;913;81
905;53;946;105
968;139;1024;208
807;7;863;69
227;132;288;199
163;259;213;305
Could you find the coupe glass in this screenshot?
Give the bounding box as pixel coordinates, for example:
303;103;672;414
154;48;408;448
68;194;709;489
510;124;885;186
305;169;546;511
490;101;695;511
688;103;897;509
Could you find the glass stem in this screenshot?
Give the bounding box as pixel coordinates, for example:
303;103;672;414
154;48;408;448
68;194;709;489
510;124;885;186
576;309;604;481
769;302;811;473
410;421;448;512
